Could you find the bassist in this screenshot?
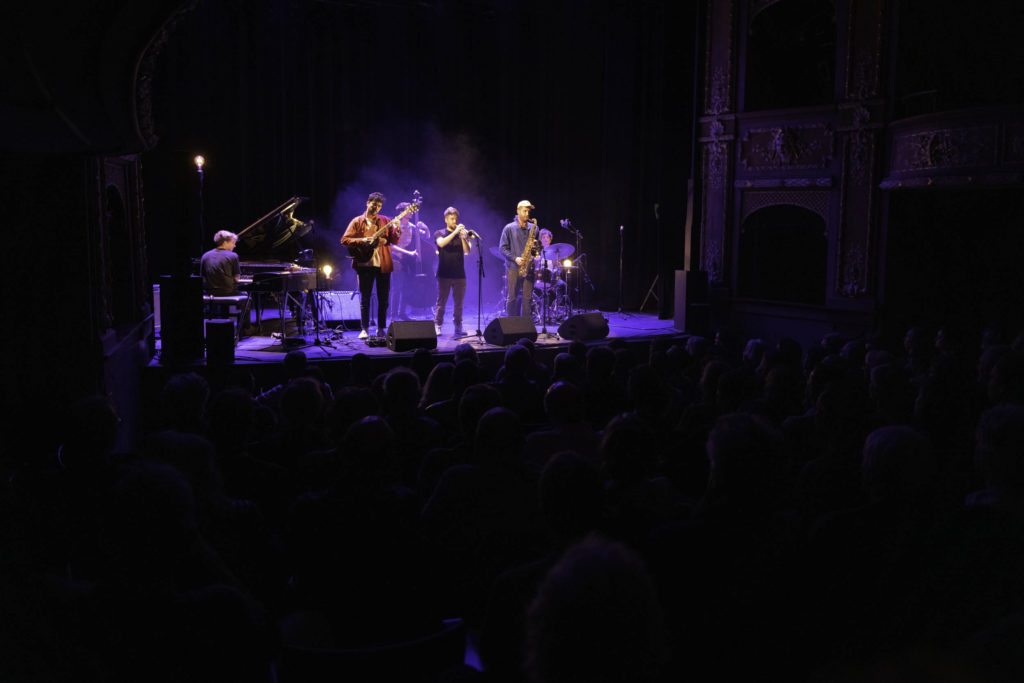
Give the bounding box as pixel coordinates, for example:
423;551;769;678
340;192;402;339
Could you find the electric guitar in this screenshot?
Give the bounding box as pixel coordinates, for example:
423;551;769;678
346;201;420;263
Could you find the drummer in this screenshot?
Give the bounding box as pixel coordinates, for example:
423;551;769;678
534;229;557;279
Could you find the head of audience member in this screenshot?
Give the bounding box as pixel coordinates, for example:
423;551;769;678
454;342;480;367
324;386;379;446
475;407;524;466
280;377;325;430
60;394;121;470
600;412;657;486
420;362;455;409
100;461;198;579
350;352;375;387
336;415;398;485
715;367;761;414
974;403;1024;505
539;451;606;546
502;344;533;379
567;340;587;365
204;388;255;456
458;383;503;442
699;359;731;407
543;381;585;426
627;363;674;421
451;358;482;399
551;353;584;388
705;412;785;509
282;350;308;379
381;366;422;420
161;372;210;434
988;350;1024;406
410;348;435;386
146;429;224;505
742;338;768;369
586;345;616;382
861;425;934;506
525;534;665;683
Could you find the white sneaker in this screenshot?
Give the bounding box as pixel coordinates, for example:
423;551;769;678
358;329;368;339
434;324;442;335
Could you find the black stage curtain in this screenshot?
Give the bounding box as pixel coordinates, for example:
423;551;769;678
144;0;695;311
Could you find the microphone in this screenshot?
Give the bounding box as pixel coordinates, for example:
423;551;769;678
467;230;481;240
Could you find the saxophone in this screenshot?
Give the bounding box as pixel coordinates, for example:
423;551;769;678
518;220;537;277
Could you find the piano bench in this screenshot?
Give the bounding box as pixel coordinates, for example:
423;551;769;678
203;294;252;344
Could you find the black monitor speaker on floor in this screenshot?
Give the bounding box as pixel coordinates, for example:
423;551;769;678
205;320;235;365
557;312;609;341
484;316;538;346
386;320;437;352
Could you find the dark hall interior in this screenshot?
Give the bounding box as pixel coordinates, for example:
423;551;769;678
4;1;1024;681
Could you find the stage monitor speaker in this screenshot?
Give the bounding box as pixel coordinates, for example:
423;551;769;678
484;316;538;346
159;274;203;364
557;312;609;341
205;320;235;364
319;290;361;322
386;320;437;352
674;270;710;336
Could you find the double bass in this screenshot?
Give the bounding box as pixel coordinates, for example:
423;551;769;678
405;190;435;309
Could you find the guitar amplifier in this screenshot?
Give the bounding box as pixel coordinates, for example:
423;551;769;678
318;291;362;322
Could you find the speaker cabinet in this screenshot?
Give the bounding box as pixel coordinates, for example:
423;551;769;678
674;270;710;336
484;316;538;346
205;320;235;364
386;320;437;352
319;291;362;322
557;312;609;341
159;274;203;364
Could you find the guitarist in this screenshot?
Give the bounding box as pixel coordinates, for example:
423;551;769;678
340;192;402;339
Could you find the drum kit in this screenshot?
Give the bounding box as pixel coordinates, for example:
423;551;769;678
489;242;578;324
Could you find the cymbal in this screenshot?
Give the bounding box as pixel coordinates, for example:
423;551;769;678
540;243;574;259
489;246;505;261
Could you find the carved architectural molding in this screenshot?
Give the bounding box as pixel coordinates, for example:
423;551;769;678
740;190;830;223
739;124;834;170
891;125;998;172
838;244;866;297
882;108;1024;187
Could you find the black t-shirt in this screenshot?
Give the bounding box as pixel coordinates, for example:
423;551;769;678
200;247;240;295
433;229;466;279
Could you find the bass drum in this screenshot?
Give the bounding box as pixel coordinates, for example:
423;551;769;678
531;287;569;324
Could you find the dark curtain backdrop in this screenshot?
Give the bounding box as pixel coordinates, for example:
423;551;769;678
143;0;694;310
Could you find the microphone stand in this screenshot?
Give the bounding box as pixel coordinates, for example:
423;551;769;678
538;253;554;340
455;233;485;341
617;225;633;319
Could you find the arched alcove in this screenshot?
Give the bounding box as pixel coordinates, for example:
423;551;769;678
744;0;837;112
738;204;826;305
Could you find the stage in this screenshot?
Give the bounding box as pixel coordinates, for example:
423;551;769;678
149;309;684;378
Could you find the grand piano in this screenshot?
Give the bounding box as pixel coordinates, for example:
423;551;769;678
234;196;318;336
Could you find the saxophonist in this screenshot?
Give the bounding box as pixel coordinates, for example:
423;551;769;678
499;200;538;317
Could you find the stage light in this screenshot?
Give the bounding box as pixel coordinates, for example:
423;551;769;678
322;265;333;278
562;258;573;268
194;155;205;170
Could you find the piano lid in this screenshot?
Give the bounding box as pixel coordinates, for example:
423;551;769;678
235;196;312;262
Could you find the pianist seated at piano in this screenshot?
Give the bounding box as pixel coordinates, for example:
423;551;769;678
200;230;241;296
